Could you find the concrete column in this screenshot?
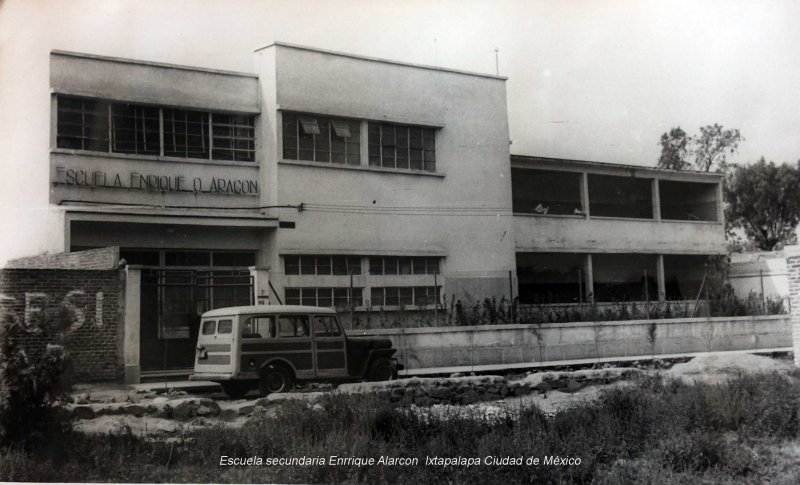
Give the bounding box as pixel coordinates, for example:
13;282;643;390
250;267;270;305
656;254;666;301
585;254;594;302
785;246;800;366
581;172;590;218
652;179;661;221
123;266;141;384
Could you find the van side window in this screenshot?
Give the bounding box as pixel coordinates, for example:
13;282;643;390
218;319;233;334
313;316;341;337
277;315;310;338
242;316;274;338
201;320;216;335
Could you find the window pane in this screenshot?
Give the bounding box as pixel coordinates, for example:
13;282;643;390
332;257;348;275
347;257;361;275
285;256;300;275
318;289;333;308
385;287;399;306
371;288;384;307
331;119;352;138
399;287;413;306
384;257;398;275
202;320;216;335
369;257;383;275
300;256;316;275
399;257;412;275
333;288;349;308
163;108;209;159
301;288;317;306
427;257;440;274
285;288;301;305
57;97;109;151
111;103;160;155
299;116;320;135
313;316;331;337
316;256;332;275
412;257;426;274
217;319;233;334
352;288;363;306
212;114;255;162
165;251;211;266
213;251;256;267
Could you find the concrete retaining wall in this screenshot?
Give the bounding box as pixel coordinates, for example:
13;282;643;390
347;315;791;373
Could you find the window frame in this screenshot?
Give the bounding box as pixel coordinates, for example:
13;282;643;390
282;112;361;166
368;121;436;172
55;95;256;163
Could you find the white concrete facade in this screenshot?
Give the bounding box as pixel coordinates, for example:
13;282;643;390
4;43;729;380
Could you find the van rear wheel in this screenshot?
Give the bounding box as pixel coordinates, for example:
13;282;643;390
259;365;292;395
220;381;251;399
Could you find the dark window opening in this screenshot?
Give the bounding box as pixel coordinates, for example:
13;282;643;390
588;174;653;219
517;253;586;304
163;108;209;159
111;103;160;155
212;114;255;162
664;255;712;300
659;180;718;222
592;254;658;302
511;169;583;215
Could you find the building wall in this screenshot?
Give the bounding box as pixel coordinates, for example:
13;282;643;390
258;44;516;304
729;251;788;300
514;216;726;254
0;268;125;381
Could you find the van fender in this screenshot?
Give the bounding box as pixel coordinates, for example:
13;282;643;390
260;358;297;380
360;348;398;378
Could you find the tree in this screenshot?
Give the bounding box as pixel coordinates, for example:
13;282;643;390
693;124;742;172
724;158;800;251
657;127;691;171
656;124;743;172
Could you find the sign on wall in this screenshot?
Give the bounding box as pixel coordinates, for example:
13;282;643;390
53;166;258;196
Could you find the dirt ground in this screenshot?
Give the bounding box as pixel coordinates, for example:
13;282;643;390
70;353;796;436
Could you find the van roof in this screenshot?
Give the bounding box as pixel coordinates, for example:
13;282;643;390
201;305;338;318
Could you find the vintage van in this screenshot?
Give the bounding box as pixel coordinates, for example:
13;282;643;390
189;305;402;398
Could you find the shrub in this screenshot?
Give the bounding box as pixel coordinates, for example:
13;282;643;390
0;321;71;448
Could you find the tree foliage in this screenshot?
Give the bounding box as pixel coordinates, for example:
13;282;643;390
724;158;800;251
657;124;742;172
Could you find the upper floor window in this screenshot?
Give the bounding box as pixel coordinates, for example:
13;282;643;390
282;112;360;165
56;95;255;162
368;122;436;172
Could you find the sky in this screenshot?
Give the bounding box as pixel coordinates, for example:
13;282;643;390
1;0;799;262
2;0;799;166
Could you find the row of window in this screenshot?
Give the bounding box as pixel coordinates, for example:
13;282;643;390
281;112;437;172
119;249;256;267
203;315;342;339
56;96;256;162
284;286;442;308
284;255;441;276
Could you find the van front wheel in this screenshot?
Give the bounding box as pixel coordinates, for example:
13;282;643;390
367;358;396;382
259;366;292;395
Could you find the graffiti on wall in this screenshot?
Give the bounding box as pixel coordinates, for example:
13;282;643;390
0;290;105;333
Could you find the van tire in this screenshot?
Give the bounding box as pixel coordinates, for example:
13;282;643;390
220;381;251;399
366;358;396;382
259;365;292;395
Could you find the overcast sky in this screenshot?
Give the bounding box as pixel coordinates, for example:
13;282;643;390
3;0;800;167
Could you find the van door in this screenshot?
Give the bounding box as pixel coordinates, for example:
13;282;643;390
312;315;348;378
194;317;237;375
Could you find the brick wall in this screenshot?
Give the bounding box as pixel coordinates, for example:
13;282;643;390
6;247;119;270
786;246;800;366
0;268;125;381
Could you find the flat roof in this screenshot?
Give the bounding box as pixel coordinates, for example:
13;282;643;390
202;305;337;317
51;50;259;79
256;41;508;81
511;154;723;181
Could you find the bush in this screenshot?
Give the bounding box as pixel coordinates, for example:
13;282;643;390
0;322;71;448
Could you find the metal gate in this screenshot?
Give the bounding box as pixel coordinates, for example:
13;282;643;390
140;269;254;372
